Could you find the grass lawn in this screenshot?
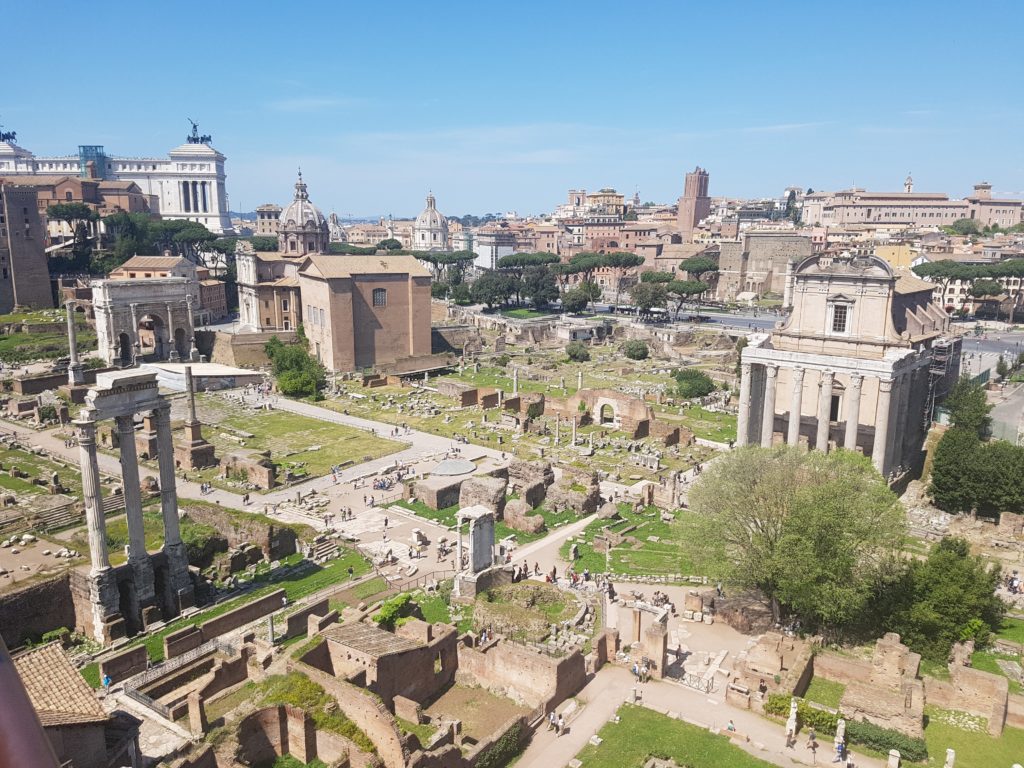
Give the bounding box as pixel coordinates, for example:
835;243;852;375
996;617;1024;644
500;307;558;320
562;504;723;579
802;677;845;709
675;406;736;443
187;395;403;492
0;445;85;501
969;650;1023;695
124;548;370;662
574;704;775;768
0;322;96;363
924;707;1024;768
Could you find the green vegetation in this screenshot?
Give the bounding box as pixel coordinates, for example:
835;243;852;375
500;307;555;319
997;617;1024;644
397;717;437;746
391;498;562;545
574;704;775;768
566;341;590;362
687;446;906;631
673;405;736;443
0;444;85;500
80;662;101;688
802;677;846;709
373;593;416;629
673;368;716;399
622;340;649;360
475;720;524;768
260;754;328;768
0;317;96;363
923;707;1024;768
265;335;326;399
257;673;376;753
969;650;1023;694
128;548;369;661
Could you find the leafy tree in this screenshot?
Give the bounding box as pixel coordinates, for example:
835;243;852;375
630;282;667;314
566;341;590;362
640;271;674;283
470;271;516;309
450;283;471;305
673;368;716;398
784;190;798;222
602;251;645;308
249;235;279;252
622;209;638;221
521;265;559;307
47;202;99;265
687;446;905;629
976;439;1024;514
376;238;403;251
678;255;719;315
971;279;1003;298
884;537;1004;661
264;336;326;399
561;288;589;314
996;356;1010;378
495;252;559;280
929;428;983;513
622;340;649;360
944;218;983;237
666;280;706;317
578;281;602;302
943;375;992;437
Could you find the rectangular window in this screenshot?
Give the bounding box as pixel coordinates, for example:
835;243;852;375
373;288;387;307
831;305;849;333
282;299;289;312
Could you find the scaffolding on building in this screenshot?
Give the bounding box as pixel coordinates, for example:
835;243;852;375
923;338;955;429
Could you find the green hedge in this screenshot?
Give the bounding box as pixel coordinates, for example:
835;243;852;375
764;694;927;761
845;719;927;762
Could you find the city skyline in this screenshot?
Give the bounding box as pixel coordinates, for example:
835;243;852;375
3;0;1022;215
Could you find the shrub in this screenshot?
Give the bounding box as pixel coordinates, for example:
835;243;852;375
674;367;716;398
475;721;524;768
622;340;649;360
566;341;590;362
494;354;511;367
373;593;415;630
845;719;927;762
764;695;838;734
526;401;543;420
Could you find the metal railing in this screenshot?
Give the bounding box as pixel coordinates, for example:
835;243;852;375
123;686;171;720
122;637;235;691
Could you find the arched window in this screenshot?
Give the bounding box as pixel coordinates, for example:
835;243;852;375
373;288;387;307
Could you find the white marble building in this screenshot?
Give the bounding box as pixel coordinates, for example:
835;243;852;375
737;252;961;477
0;125;234;234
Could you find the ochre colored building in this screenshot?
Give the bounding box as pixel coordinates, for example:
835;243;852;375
298;253;431;371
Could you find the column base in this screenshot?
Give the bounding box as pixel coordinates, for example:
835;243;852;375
128;556;161;630
87;567;125;644
163;541;196;616
67;362;85;387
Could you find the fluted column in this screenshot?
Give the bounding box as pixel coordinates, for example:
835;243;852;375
76;420;108;573
844;374;863;450
736;362;752;447
816;370;834;452
116;415;147;563
154;405;182;548
872;378;893;473
787;367;805;446
760;364;778;447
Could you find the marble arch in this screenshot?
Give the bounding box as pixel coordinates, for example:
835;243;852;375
92;276;198;366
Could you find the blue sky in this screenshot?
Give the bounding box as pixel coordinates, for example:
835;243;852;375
4;1;1022;217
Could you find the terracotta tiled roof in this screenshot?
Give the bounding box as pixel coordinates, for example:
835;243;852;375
322;622;422;658
115;255;189;271
895;275;939;295
300;254;430;279
13;643;108;727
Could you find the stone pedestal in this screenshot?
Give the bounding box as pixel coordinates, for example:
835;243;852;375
88;568;125;643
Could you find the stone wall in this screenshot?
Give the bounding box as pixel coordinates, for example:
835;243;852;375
210;330;299;368
293;659;407;768
431;326;482;355
0;574;75;647
196;649;251;702
180;503;298;559
283;599;330;640
924;663;1009;736
164;589;286;659
455;639;586;711
99;645;148;684
458;476;507;518
413;476;464;511
812;651;872;686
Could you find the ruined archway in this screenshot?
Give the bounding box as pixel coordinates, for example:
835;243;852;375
600;403;616;424
174;327;188;359
138;313;167;359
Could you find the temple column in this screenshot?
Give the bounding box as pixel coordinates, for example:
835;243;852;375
77;420;108;573
890;373;912;472
760;364;778;447
66;301;85;386
844;374;863;450
129;303;140;362
736;362;752;447
816;370;834;452
156;403;194;612
116;415;147;565
872;378;893;473
787;367;805;446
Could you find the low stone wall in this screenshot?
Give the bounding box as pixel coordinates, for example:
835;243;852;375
455;639;586;712
197;650;251;702
165;589;286;659
142;656;218;700
1007;693;1024;730
211;330;298;368
812;652;871;686
99;645;148;684
292;660;407;768
0;574;75;648
463;714;529;768
924;666;1009;736
283;599;329;640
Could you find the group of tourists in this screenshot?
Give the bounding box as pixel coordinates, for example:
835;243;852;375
546;711;566;736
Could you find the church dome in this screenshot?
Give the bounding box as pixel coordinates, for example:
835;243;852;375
412;192;449;251
280;171;326;231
